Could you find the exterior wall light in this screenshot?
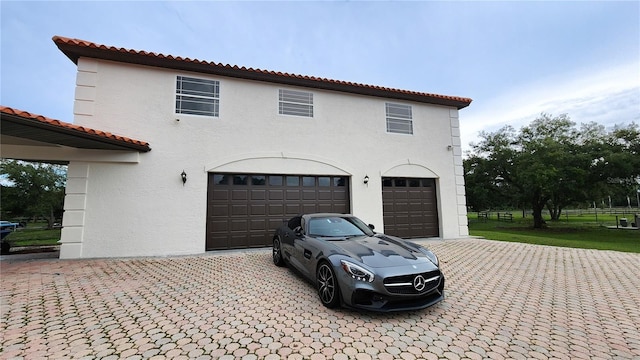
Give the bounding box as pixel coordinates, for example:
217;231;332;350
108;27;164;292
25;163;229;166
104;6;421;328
363;175;369;185
181;170;187;185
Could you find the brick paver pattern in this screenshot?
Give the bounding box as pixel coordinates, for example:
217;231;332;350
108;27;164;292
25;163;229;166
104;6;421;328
1;238;639;359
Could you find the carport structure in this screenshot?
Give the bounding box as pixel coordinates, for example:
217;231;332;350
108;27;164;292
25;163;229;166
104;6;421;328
1;105;151;258
1;106;150;160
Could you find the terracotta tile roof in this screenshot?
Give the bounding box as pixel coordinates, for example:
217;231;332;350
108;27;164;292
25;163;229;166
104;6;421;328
1;106;151;152
53;36;472;110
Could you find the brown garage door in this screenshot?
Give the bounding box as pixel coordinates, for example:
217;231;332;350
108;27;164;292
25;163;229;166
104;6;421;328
206;174;350;250
382;177;439;238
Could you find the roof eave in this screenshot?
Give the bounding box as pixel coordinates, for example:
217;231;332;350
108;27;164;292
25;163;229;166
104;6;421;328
1;112;151;153
54;37;472;110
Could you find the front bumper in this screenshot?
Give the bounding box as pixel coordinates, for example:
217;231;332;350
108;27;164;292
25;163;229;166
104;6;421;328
340;270;445;312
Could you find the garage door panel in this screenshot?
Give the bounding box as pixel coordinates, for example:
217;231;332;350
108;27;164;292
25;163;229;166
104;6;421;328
209;220;228;231
286;204;301;214
269;219;286;231
394;214;410;225
249;233;267;247
393;191;408;200
286;190;300;200
317;204;333;213
231;205;248;216
318;190;332;200
333;191;347;200
228;235;248;248
211;204;229;216
269;190;284;200
250;204;266;216
207;173;351;250
409;202;422;212
232;190;248;200
212;190;229;200
231;220;248;231
302;204;317;214
268;204;284;216
251;190;266;200
334;202;349;213
302;190;316;200
250;220;267;231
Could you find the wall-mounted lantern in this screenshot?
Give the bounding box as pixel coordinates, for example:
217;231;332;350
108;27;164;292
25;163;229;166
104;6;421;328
181;170;187;185
363;175;369;185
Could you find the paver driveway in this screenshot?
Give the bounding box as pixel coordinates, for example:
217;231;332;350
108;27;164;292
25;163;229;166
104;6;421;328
1;238;639;359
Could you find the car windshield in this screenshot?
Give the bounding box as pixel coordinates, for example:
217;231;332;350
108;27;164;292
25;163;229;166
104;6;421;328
308;216;373;238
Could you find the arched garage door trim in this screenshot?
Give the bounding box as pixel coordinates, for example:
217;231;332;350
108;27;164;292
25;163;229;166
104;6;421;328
381;160;439;179
205;152;353;176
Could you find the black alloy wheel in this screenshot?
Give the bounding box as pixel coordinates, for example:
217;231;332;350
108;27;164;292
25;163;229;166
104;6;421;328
317;262;340;308
272;237;286;267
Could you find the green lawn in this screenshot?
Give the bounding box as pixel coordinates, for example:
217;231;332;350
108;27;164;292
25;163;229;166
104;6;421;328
5;214;640;254
468;212;640;253
3;226;61;247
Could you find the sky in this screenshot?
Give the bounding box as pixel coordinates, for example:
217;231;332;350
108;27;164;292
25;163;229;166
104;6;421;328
1;1;639;154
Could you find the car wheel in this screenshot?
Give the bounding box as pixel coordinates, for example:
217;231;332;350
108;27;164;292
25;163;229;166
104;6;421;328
272;237;286;267
317;262;340;308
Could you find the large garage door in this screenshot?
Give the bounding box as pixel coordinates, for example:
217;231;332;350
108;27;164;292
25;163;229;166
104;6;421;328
382;177;439;238
206;174;350;250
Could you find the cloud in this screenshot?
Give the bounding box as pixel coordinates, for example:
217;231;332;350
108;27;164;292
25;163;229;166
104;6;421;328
461;61;640;152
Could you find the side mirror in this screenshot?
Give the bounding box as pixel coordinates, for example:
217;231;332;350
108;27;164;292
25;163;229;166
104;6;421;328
294;226;304;237
368;224;375;230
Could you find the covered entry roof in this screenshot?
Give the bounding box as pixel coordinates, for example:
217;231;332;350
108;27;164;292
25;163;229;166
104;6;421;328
1;106;151;153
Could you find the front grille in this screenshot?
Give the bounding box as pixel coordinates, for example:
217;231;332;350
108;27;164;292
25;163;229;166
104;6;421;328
383;270;441;295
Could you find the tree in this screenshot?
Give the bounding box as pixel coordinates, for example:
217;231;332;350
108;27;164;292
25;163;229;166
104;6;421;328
463;154;519;211
0;160;67;228
465;113;639;228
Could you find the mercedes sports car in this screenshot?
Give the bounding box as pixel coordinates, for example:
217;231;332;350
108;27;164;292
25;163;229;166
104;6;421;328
272;213;445;312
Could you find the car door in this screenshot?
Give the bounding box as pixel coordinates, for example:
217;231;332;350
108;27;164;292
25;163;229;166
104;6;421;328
279;216;300;260
290;234;312;279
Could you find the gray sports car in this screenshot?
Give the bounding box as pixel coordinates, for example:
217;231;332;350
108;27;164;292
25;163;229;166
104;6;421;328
272;213;445;312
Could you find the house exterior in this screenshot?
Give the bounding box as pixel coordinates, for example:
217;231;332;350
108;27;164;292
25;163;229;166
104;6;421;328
3;36;472;259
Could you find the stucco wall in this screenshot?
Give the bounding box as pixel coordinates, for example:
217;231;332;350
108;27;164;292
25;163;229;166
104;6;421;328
59;57;468;259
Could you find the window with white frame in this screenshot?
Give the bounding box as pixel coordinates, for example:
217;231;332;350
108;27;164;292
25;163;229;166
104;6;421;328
385;103;413;134
175;76;219;117
279;89;313;117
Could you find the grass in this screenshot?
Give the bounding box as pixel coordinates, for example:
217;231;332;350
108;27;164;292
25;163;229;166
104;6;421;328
5;214;640;254
469;212;640;253
3;225;61;247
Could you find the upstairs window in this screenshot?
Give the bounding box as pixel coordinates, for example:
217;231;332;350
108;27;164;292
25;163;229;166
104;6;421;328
385;103;413;134
279;89;313;117
176;76;219;117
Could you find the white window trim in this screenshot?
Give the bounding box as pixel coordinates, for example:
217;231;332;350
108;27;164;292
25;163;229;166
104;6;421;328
175;75;220;117
385;102;413;135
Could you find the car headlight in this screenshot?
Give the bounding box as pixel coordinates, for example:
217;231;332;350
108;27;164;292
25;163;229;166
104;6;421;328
421;249;439;266
340;260;374;283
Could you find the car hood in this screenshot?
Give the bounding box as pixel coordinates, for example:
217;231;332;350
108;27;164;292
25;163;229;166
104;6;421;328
331;234;436;268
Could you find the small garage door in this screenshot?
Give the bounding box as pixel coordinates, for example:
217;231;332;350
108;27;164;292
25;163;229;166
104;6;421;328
382;177;439;238
206;173;350;250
